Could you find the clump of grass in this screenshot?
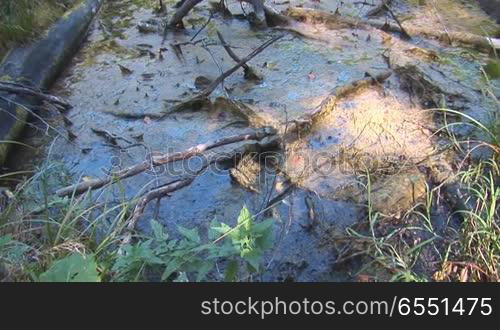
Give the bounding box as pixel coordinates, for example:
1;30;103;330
0;0;75;60
0;162;131;280
332;73;499;282
330;172;438;282
453;159;498;280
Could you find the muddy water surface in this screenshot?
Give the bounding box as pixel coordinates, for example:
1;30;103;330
14;0;500;281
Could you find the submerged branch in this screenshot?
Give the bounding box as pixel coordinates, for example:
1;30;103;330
56;127;277;197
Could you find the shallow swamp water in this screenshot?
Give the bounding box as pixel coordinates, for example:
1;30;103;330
6;0;500;281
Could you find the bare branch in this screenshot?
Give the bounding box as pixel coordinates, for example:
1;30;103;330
56;127;277;197
0;82;72;110
197;34;283;98
216;30;262;81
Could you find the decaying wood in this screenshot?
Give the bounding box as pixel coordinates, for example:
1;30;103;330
284;7;500;51
213;97;275;128
167;0;286;34
120;134;281;246
263;4;293;26
0;82;72;110
56;127;277;197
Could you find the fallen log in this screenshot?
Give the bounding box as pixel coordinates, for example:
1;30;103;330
285;7;500;51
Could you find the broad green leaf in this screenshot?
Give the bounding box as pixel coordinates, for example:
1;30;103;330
196;261;214;282
39;253;100;282
256;227;274;250
210;223;232;236
208;220;221;240
162;258;182;281
208;241;237;258
253;218;274;234
244;249;263;272
177;225;201;244
237;206;253;231
224;259;239;282
150;220;168;241
191;243;212;253
255;219;274;250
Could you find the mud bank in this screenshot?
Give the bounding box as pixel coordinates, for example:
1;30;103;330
0;0;103;165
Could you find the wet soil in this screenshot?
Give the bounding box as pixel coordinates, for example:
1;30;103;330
7;0;500;281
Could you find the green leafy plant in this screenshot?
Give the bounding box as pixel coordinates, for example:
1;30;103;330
112;206;275;282
210;206;274;280
0;234;30;273
38;253;100;282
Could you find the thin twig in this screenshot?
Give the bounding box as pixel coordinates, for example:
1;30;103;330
216;30;250;71
197;34;283;99
190;11;213;42
383;2;411;40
